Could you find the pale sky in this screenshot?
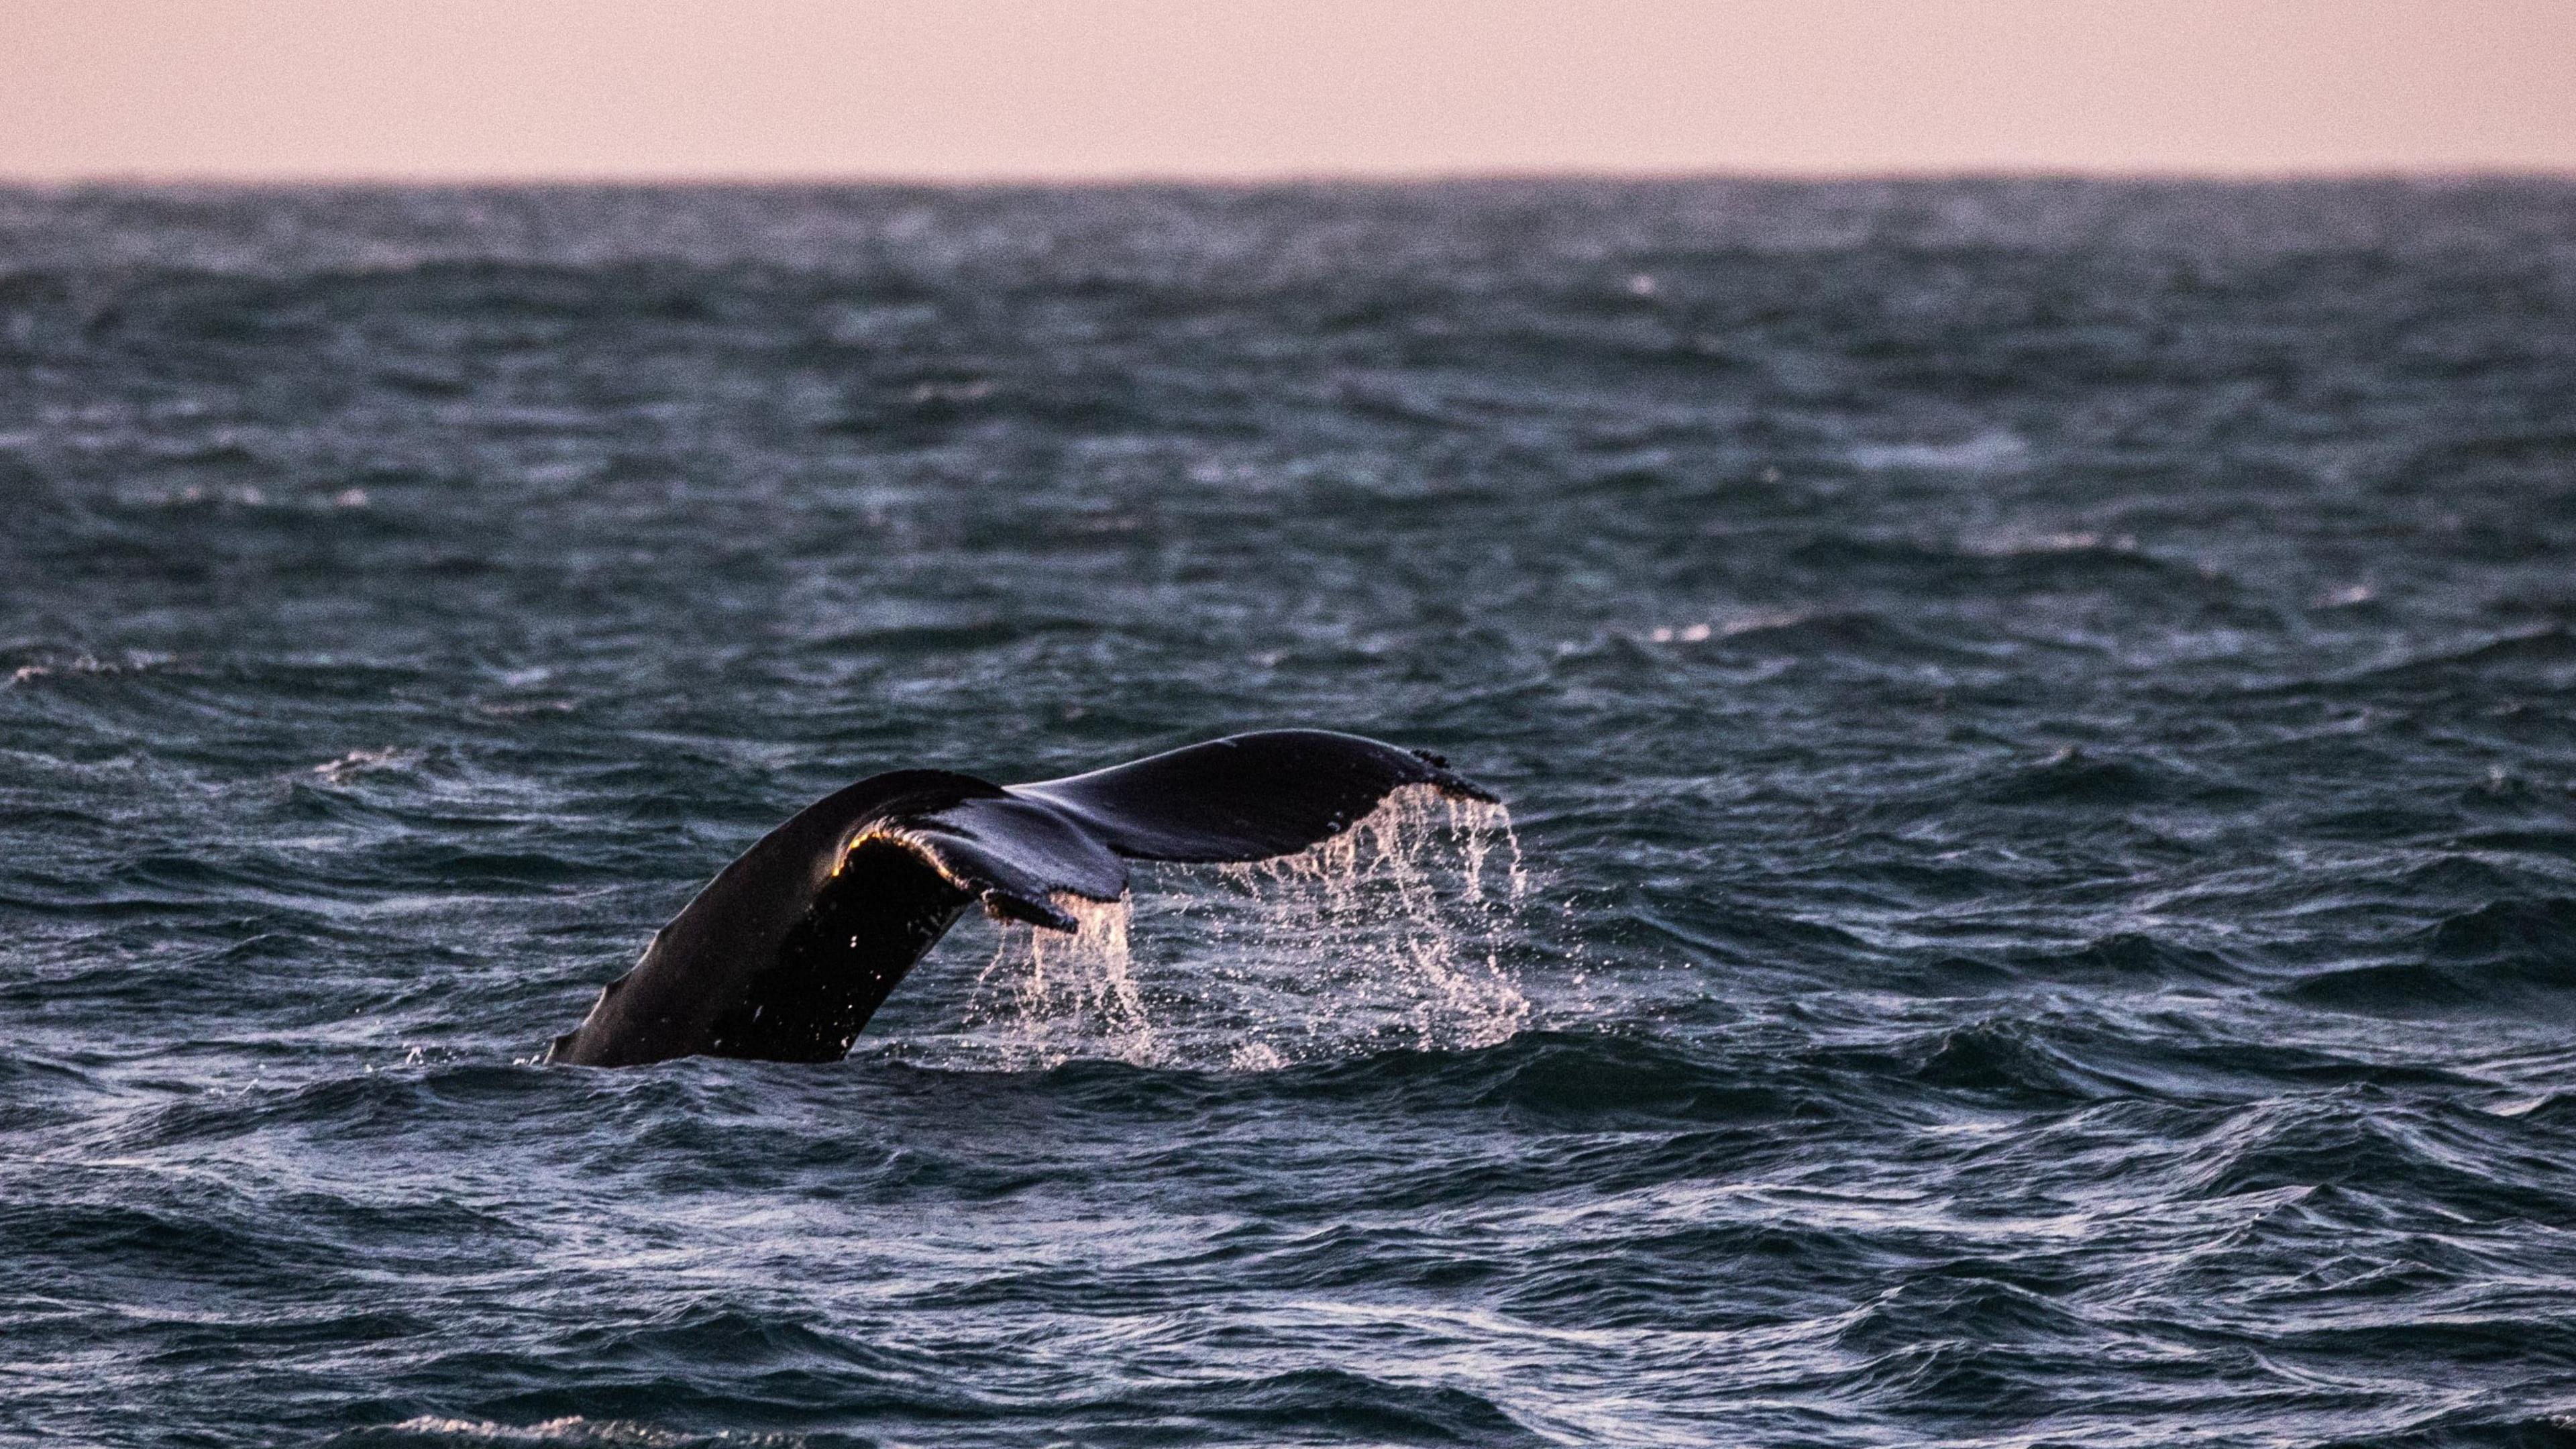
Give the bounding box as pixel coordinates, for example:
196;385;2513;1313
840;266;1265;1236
5;1;2571;182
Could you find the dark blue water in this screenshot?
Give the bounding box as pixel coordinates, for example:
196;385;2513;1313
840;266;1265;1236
7;180;2576;1447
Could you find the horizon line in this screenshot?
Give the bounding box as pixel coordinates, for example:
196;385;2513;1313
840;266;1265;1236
9;165;2576;193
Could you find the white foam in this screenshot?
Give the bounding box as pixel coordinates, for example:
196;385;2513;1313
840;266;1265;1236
366;1415;796;1446
3;649;174;688
313;745;420;783
1850;430;2029;473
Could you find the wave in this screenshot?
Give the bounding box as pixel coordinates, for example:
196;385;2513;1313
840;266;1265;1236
1973;746;2178;807
1905;1017;2155;1101
1784;529;2220;594
2171;1095;2569;1222
1905;932;2248;995
2282;898;2576;1016
2251;625;2576;700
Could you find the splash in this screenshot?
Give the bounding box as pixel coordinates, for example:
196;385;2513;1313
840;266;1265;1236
936;786;1528;1071
961;894;1155;1067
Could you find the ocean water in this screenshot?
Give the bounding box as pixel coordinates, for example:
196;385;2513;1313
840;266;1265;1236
5;179;2576;1447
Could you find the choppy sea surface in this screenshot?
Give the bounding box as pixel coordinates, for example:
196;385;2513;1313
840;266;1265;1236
6;180;2576;1447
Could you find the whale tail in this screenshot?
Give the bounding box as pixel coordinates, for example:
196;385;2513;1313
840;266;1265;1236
1014;731;1494;865
547;731;1496;1067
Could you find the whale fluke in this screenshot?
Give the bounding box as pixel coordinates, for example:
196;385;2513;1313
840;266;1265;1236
547;731;1495;1067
